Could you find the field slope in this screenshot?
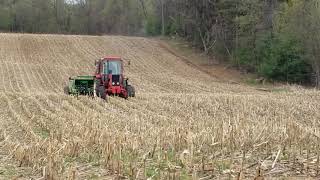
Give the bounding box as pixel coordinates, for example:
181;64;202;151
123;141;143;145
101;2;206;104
0;33;319;179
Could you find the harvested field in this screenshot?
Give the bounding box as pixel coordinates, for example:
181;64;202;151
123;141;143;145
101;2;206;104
0;33;319;179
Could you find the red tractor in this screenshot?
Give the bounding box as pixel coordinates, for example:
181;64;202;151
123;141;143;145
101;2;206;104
94;56;135;100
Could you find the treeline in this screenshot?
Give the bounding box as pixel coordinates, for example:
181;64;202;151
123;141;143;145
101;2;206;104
147;0;319;85
1;0;320;86
0;0;144;35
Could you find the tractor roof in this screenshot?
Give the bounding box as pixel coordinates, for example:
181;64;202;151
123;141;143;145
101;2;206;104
103;56;122;60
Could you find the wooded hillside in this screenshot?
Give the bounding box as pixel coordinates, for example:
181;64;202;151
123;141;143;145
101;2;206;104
1;0;319;86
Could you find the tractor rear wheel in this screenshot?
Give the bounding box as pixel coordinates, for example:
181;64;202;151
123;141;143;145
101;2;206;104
98;86;107;100
127;85;135;97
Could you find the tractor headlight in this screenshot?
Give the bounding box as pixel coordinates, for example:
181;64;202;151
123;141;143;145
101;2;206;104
116;82;120;85
112;82;115;85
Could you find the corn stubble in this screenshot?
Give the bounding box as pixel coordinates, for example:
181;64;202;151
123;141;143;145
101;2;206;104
0;33;319;179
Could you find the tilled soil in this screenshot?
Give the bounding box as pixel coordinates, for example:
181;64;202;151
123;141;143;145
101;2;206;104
0;33;319;179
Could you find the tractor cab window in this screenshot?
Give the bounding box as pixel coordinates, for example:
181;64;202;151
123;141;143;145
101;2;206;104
104;61;121;75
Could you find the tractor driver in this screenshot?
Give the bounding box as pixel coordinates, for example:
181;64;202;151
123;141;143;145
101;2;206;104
104;61;121;75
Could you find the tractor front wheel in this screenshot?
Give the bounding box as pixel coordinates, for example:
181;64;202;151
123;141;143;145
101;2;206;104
98;86;107;100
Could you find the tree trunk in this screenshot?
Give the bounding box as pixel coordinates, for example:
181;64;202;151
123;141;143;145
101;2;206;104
138;0;148;18
161;0;165;35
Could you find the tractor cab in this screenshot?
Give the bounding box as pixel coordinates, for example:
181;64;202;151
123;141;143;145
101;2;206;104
96;57;123;75
104;60;122;75
96;57;124;86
